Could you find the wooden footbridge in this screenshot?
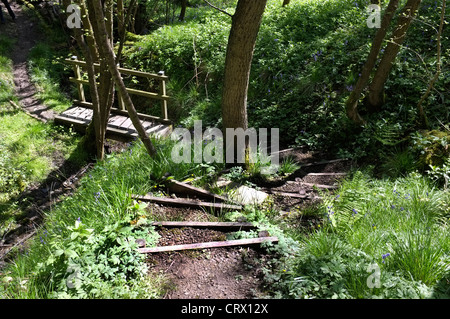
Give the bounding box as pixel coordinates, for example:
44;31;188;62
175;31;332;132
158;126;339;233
55;57;173;141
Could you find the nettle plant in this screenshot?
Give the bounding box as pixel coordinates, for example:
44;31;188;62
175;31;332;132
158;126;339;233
35;202;159;298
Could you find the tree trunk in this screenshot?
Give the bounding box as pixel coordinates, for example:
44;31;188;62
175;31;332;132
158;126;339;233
91;0;158;157
367;0;422;111
416;0;445;129
282;0;290;7
221;0;267;162
179;0;187;21
345;0;400;125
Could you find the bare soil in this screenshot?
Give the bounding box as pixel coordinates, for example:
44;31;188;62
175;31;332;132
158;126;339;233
146;226;267;299
2;1;56;122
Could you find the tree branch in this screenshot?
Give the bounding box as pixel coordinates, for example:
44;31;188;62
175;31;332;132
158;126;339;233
202;0;233;18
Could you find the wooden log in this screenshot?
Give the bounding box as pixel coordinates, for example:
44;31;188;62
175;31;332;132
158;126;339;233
151;221;255;230
138;236;278;253
132;195;242;211
166;180;236;204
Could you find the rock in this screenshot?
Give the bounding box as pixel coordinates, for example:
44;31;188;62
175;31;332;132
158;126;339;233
228;185;268;205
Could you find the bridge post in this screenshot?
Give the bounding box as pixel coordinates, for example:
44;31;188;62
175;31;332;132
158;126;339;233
117;63;126;111
158;71;168;120
71;56;85;103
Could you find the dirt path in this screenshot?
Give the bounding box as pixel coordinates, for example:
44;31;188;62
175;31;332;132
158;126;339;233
142;152;354;299
0;2;75;266
4;1;56;122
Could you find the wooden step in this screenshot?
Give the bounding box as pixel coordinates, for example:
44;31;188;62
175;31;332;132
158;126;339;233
138;236;279;253
151;221;255;230
132;194;242;211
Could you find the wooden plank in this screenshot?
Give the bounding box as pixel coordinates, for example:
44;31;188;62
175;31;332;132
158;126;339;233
138;237;278;253
140;120;154;130
69;78;170;101
132;195;242;211
267;190;308;199
300;158;349;167
54;114;90;126
305;172;347;176
73;100;172;125
146;124;165;134
166;180;235;204
119;118;134;130
64;106;86;119
78;108;93;120
109;115;129;128
151;221;255;230
296;182;338;190
65;58;169;80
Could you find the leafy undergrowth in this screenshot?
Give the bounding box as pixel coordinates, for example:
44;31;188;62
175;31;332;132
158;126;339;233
0;139;223;298
125;0;449;158
260;170;450;299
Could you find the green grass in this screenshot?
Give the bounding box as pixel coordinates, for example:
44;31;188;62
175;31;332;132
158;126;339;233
0;139;225;298
27;42;73;114
0;35;17;106
0;31;84;239
270;170;450;298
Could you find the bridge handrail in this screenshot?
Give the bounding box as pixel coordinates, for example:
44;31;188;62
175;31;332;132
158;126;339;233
65;56;169;120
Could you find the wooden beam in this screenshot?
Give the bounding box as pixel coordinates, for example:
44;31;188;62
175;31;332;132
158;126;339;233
267;190;308;198
300;158;349;167
132;195;242;211
151;221;255;230
73;100;172;125
69;78;170;101
65;58;169;80
166;180;238;204
138;237;278;253
296;182;338;190
305;172;347;176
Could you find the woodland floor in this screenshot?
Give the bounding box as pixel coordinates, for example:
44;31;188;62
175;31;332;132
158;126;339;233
142;154;353;299
0;3;355;299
